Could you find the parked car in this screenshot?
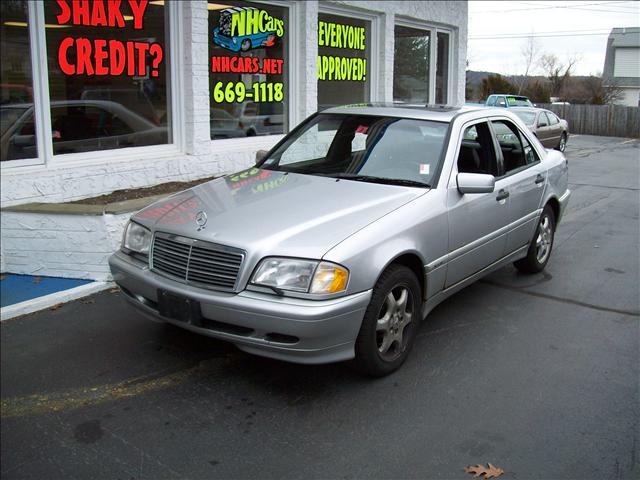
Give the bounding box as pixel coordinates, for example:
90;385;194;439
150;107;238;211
485;94;534;108
512;107;569;152
109;105;571;376
235;101;284;136
80;88;163;125
1;100;166;160
210;108;246;139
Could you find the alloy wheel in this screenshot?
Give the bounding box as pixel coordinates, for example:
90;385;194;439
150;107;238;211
535;214;553;264
376;285;414;362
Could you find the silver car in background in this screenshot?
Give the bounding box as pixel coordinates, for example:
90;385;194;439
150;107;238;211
512;107;569;152
109;105;570;376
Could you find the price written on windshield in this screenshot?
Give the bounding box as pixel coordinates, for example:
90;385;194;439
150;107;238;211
212;81;284;103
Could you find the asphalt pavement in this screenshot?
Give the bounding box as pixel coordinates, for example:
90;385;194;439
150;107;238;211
1;134;639;480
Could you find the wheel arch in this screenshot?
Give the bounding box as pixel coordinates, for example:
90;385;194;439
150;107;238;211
546;196;560;224
377;252;426;302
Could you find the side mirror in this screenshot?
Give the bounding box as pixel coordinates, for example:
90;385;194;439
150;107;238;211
255;149;268;164
456;172;495;194
11;134;36;148
538;121;548;128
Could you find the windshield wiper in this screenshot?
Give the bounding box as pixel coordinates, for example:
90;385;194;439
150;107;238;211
329;173;431;188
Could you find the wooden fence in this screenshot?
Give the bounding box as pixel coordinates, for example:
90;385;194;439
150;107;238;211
537;104;639;138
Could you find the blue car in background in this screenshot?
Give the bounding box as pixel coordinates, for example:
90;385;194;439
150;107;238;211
212;7;276;52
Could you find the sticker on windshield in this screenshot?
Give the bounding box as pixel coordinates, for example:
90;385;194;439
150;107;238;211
419;164;430;175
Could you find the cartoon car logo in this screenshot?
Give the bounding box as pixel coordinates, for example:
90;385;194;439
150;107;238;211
212;7;280;52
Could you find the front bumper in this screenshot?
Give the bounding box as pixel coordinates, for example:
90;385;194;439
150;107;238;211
108;252;371;364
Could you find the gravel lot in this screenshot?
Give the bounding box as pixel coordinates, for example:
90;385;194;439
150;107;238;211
1;134;638;480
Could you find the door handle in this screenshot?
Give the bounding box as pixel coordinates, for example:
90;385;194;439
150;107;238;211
535;174;545;185
496;189;509;202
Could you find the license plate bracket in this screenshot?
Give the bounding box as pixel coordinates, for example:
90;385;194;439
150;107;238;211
157;290;202;324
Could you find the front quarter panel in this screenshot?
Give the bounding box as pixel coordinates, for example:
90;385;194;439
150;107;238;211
322;189;449;300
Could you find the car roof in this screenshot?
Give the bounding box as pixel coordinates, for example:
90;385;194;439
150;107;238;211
322;103;488;122
488;94;530;98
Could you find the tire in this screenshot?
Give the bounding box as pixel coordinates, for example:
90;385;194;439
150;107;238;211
241;39;251;52
556;133;567;152
352;264;422;377
514;204;556;274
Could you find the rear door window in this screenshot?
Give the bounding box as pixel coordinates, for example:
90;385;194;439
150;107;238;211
491;120;530;175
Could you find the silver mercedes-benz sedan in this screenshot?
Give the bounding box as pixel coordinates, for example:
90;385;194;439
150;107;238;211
109;104;570;376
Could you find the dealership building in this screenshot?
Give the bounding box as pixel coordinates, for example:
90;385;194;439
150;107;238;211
0;0;467;280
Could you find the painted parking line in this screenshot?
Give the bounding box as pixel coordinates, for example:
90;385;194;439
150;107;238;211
620;138;638;144
0;358;227;419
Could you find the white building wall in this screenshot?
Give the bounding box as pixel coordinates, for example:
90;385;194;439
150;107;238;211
0;0;467;208
617;87;640;107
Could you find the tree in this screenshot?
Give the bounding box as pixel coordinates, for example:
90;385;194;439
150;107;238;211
582;75;624;105
478;74;517;100
522;80;550;103
539;54;578;99
516;35;541;95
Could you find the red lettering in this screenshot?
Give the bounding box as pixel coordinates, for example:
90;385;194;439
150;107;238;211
56;38;164;78
94;39;108;75
57;37;75;74
128;0;148;29
126;41;135;75
134;42;149;75
56;0;71;24
108;0;125;27
109;39;125;75
90;0;107;26
72;0;91;26
75;38;94;75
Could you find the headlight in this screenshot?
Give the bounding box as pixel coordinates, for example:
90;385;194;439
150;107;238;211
122;221;151;255
252;258;349;295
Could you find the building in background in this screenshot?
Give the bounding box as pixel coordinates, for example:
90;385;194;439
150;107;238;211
603;27;640;107
0;0;468;279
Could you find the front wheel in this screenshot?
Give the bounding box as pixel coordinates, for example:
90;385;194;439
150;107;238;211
514;204;556;274
352;265;422;377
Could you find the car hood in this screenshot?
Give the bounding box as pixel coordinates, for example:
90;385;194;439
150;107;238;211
133;168;426;259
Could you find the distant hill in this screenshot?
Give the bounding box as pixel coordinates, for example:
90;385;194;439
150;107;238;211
466;70;594;101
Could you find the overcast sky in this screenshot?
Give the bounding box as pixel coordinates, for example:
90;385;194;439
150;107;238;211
467;0;640;76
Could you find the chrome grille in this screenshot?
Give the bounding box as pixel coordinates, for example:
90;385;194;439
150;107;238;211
151;232;244;291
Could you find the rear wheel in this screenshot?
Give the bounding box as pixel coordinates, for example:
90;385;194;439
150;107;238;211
556;133;567;152
241;39;251;52
514;204;556;274
352;264;422;377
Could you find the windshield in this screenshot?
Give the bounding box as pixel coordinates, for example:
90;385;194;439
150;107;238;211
507;96;533;107
261;114;448;187
514;111;537;125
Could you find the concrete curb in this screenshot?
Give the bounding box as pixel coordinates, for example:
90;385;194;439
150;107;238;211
0;281;114;321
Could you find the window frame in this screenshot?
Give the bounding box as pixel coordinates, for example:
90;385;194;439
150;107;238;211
206;0;296;149
489;118;541;179
393;17;454;105
2;0;183;170
317;2;380;108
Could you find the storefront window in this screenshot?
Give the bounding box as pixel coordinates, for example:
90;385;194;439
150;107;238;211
43;0;171;155
1;0;37;161
209;1;288;139
317;13;370;110
393;25;430;104
436;31;450;104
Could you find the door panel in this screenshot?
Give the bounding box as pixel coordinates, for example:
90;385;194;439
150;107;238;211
503;165;545;252
446;178;510;287
492;120;546;253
